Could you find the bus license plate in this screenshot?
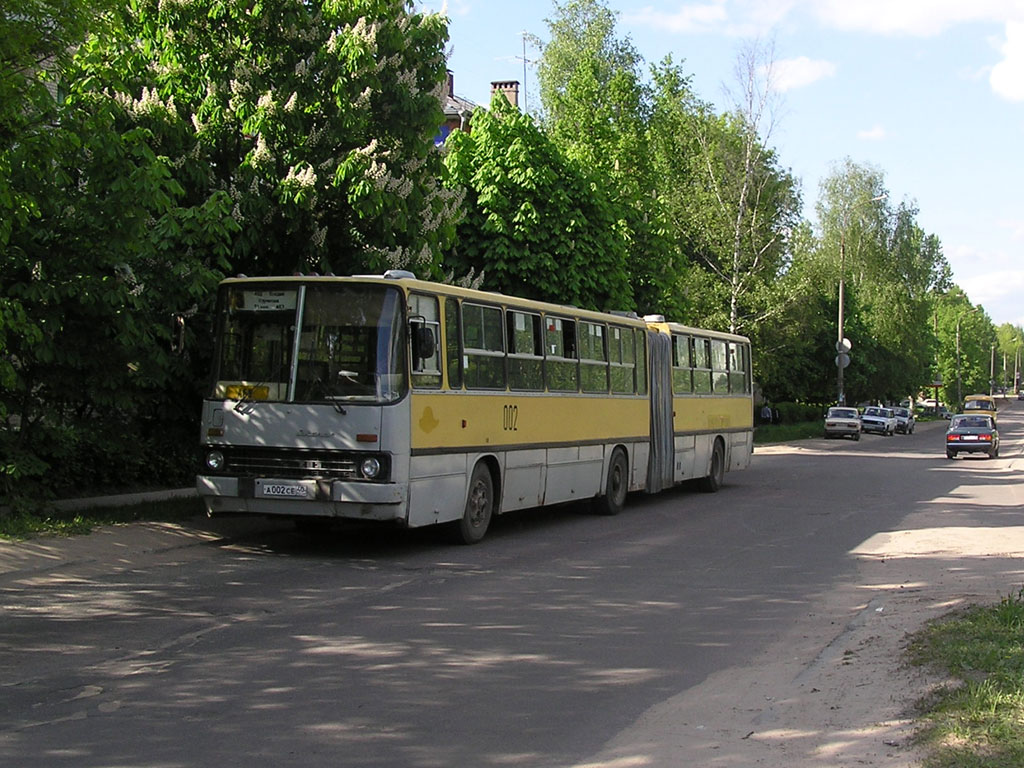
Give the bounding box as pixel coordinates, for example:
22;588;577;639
257;480;314;499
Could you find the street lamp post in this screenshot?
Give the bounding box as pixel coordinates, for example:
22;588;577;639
836;193;886;405
990;344;996;396
1012;337;1021;394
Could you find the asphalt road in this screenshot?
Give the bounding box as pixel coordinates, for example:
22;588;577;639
1;401;1021;768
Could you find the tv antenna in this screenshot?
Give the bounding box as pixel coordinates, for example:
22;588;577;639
515;31;535;113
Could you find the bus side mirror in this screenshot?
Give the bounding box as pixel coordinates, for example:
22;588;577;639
412;324;435;361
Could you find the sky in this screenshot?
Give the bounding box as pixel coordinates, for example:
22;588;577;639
417;0;1024;330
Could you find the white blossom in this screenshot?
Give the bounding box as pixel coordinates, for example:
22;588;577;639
252;134;272;164
285;164;317;188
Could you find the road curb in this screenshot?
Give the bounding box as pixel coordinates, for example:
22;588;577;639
47;487;198;512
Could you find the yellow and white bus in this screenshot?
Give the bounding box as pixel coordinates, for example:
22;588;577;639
197;271;753;543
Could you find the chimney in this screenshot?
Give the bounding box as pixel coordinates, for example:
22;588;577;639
490;80;520;109
446;70;454;98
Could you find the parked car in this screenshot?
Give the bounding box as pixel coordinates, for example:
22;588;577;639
962;394;998;425
824;407;861;440
892;407;915;434
945;414;999;459
1018;390;1024;401
861;406;897;436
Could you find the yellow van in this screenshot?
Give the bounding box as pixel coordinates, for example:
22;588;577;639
962;394;997;424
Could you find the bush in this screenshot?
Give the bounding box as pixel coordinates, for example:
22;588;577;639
774;401;825;424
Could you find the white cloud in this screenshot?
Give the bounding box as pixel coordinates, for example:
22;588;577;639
991;21;1024;100
627;0;802;37
770;56;836;91
857;124;886;140
809;0;1024;37
625;2;728;34
627;1;1024;37
999;216;1024;241
958;269;1024;324
945;243;1024;326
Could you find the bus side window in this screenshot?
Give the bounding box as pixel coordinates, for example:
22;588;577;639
545;316;578;392
710;339;729;393
508;310;543;391
692;337;712;394
409;293;441;389
445;297;462;390
463;302;506;390
609;325;635;394
728;341;747;393
672;334;692;394
580;321;608;393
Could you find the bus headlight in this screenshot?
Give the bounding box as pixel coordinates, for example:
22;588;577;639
360;457;381;479
205;450;225;472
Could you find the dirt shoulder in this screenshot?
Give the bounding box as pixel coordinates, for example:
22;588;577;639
576;440;1024;768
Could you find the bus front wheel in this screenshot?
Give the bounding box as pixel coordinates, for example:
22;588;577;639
594;448;628;516
454;463;494;544
699;439;725;493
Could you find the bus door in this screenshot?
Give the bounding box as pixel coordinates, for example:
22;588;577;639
646;329;674;493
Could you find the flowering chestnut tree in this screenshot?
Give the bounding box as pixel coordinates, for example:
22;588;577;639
1;0;464;505
99;0;461;277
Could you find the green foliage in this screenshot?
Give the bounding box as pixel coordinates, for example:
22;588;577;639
909;590;1024;767
104;0;460;278
752;420;822;444
931;290;997;408
771;401;827;424
761;159;958;405
994;323;1023;392
535;0;674;316
443;96;631;310
1;67;229;505
0;496;205;539
1;0;462;509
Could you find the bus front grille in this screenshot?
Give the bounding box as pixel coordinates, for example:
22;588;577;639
225;448;360;480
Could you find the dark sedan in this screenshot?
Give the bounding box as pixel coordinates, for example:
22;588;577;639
945;414;999;459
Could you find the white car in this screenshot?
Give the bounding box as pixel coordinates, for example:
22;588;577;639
861;406;897;436
892;407;915;434
824;407;861;440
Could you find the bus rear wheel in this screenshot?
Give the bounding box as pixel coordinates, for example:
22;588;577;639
454;463;494;544
594;448;628;516
699;439;725;493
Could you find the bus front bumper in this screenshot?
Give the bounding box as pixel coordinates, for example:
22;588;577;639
197;475;407;522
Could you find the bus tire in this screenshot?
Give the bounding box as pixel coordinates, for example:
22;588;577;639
699;438;725;493
594;448;628;516
454;463;494;545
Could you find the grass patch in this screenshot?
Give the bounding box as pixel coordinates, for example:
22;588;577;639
754;420;822;443
908;589;1024;767
0;496;206;540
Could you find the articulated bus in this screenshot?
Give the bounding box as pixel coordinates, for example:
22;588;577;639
197;271;753;543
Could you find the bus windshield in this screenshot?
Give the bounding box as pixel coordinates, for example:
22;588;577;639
212;282;407;404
